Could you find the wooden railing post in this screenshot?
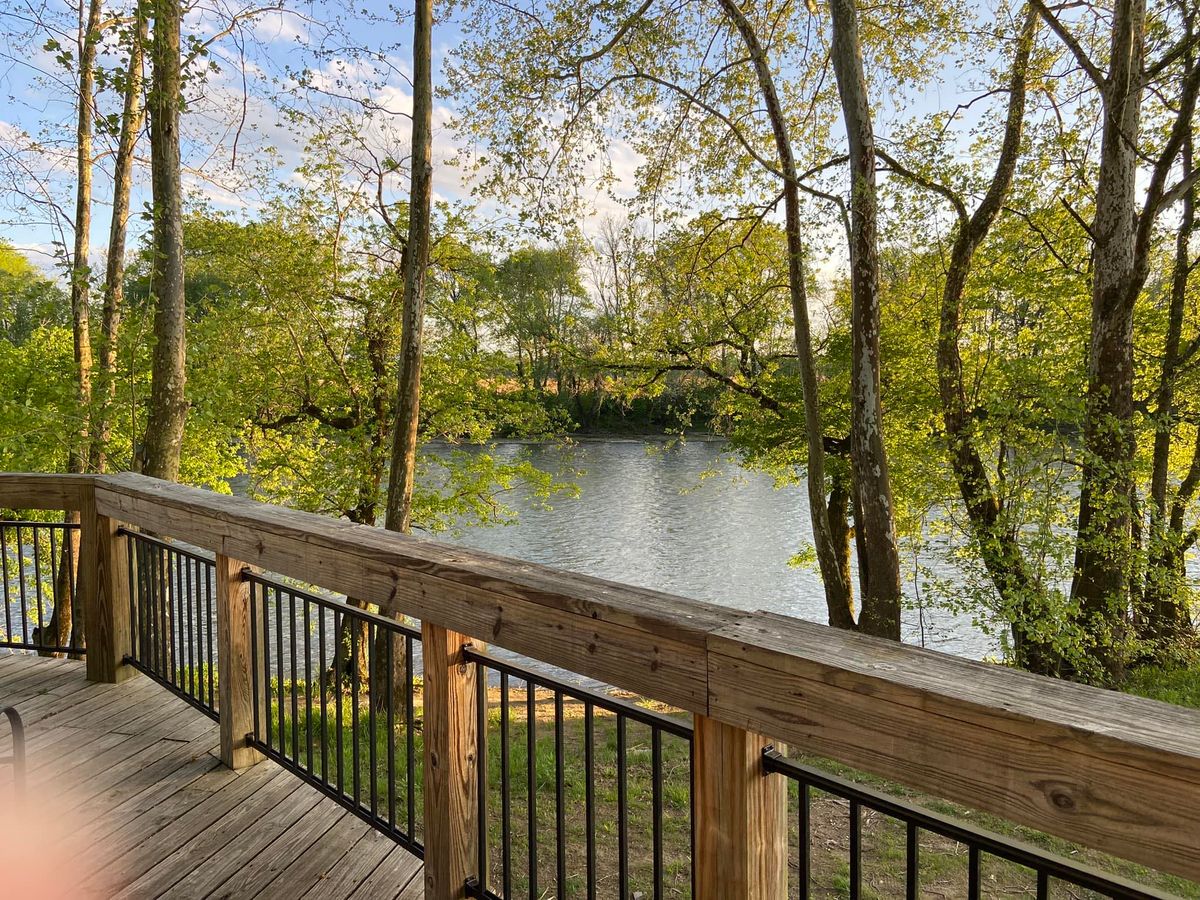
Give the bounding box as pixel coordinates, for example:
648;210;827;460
216;554;263;769
85;508;133;683
692;714;787;899
422;622;480;900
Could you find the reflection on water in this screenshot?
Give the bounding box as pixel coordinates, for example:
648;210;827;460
432;439;998;660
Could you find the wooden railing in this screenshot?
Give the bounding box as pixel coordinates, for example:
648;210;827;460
2;470;1199;897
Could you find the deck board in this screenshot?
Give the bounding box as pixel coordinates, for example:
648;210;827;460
0;654;424;899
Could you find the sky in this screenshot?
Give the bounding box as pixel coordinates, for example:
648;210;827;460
0;0;1024;278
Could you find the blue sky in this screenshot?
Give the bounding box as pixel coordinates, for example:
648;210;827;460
0;0;1019;277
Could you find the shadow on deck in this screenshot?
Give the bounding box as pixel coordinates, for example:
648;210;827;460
0;653;424;899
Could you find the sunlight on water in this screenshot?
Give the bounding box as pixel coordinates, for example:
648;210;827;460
434;439;998;660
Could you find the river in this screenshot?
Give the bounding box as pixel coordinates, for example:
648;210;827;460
435;438;998;660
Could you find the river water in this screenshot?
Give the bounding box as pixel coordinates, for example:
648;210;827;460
436;438;998;659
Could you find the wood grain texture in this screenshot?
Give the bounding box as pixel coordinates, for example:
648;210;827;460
0;655;423;899
0;472;94;511
216;552;263;769
707;613;1200;882
94;472;729;710
421;622;479;900
692;715;786;899
87;512;133;683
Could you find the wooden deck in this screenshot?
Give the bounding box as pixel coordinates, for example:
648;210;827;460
0;654;424;899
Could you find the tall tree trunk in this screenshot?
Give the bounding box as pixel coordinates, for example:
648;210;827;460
93;7;147;474
377;0;434;713
383;0;433;536
1144;130;1195;643
717;0;857;632
46;0;103;656
1066;0;1147;679
140;0;188;481
829;0;901;639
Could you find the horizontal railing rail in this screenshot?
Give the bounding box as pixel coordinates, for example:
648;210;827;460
1;471;1199;899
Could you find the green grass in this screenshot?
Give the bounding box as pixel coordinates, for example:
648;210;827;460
1125;661;1200;708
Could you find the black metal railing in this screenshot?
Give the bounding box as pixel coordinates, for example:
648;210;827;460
245;571;424;856
463;646;694;900
0;520;83;654
762;748;1175;900
123;529;218;718
108;527;1184;899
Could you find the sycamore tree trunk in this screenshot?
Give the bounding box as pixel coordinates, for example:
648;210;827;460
828;0;901;639
1067;0;1146;679
717;0;857;632
93;7;147;474
140;0;188;481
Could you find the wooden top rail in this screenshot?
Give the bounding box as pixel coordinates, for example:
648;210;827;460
0;473;94;511
3;471;1200;882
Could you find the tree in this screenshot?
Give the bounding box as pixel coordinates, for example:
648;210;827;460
1033;0;1200;677
827;0;902;638
93;5;148;473
140;0;188;480
881;6;1057;670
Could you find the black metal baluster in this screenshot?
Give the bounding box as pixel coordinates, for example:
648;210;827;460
799;781;810;900
906;821;919;900
305;596;313;773
406;633;415;838
652;726;663;900
1036;870;1049;900
290;590;299;762
124;533;136;665
185;554;195;697
32;527;44;648
2;525;13;644
319;600;329;784
351;615;361;805
250;578;261;746
617;715;628;900
132;538;144;664
584;699;596;900
501;671;511;900
554;690;566;897
475;659;487;893
968;846;981;900
849;799;861;900
276;586;286;756
527;678;537;899
47;526;58;648
65;525;78;651
17;526;28;645
263;580;274;753
170;549;180;684
206;560;215;708
335;608;344;794
387;631;397;829
368;621;378;817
